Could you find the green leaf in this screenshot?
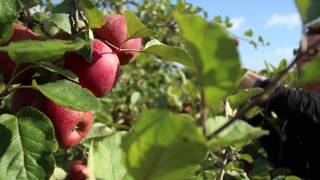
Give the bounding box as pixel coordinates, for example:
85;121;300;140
167;86;183;108
213;16;222;24
299;58;320;84
285;176;302;180
32;12;50;22
124;11;155;39
37;63;79;82
239;154;254;163
295;0;320;24
249;40;257;49
85;123;113;140
130;91;141;106
88;140;95;180
224;16;233;28
0;73;4;91
244;29;253;37
143;39;195;69
49;13;72;34
258;36;264;44
0;0;21;23
207;116;269;151
0;107;58;180
228;88;264;109
249;158;273;178
77;29;94;62
0;23;13;45
175;13;242;107
79;0;105;28
92;132;131;180
122;109;207;180
49;167;67;180
32;79;99;111
0;38;86;62
276;59;287;73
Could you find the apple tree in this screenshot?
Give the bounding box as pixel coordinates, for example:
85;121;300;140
0;0;319;179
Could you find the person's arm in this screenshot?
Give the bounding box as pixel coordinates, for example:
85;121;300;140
267;86;320;124
240;71;320;124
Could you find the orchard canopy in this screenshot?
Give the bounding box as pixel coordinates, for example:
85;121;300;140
0;0;320;180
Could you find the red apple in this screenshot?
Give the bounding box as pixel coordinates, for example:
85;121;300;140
65;39;120;97
67;160;89;180
41;98;93;148
0;23;40;82
11;89;43;113
94;14;142;65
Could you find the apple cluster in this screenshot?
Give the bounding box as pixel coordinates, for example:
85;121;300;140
1;14;142;152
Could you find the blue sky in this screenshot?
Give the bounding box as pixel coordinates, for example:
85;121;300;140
186;0;303;70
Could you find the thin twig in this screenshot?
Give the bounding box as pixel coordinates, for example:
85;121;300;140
73;0;80;33
200;88;208;135
219;158;228;180
7;63;21;86
9;66;34;85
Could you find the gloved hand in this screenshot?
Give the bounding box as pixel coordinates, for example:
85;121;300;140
240;71;266;89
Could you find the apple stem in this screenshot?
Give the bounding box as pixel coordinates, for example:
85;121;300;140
103;40;144;53
72;125;79;132
119;48;143;53
103;40;120;50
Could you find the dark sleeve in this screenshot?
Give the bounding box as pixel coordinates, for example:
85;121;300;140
267;86;320;124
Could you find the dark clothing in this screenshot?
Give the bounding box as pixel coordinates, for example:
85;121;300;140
256;86;320;179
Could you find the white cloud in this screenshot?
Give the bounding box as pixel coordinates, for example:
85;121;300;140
266;13;301;28
274;47;294;59
230;17;246;31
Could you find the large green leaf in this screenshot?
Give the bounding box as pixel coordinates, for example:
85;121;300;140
122;109;207;180
207;116;269;151
175;13;242;107
124;11;156;39
92;132;131;180
49;13;72;34
0;0;21;23
79;0;105;28
0;38;86;62
295;0;320;25
144;39;195;69
0;23;13;45
0;107;58;180
32;79;99;111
